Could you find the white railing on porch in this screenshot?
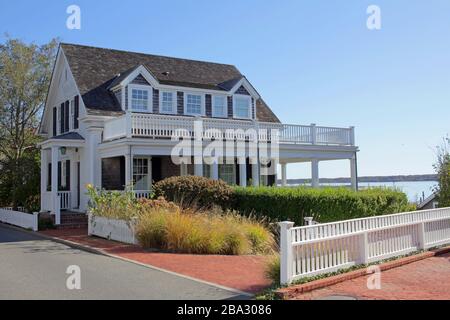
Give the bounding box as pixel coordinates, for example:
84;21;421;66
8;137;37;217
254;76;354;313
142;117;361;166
103;113;355;146
134;190;151;199
58;191;71;210
0;208;39;231
279;207;450;285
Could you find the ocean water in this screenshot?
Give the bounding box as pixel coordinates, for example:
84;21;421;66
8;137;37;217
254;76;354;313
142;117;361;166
357;181;437;203
287;181;438;203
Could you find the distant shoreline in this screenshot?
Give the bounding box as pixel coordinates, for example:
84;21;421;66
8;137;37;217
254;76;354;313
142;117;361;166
280;174;438;185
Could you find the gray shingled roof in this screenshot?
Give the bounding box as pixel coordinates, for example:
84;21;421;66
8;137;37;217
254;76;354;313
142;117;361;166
61;43;280;122
52;132;85;140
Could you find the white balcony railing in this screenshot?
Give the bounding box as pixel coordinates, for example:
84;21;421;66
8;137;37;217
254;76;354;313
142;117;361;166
103;113;355;146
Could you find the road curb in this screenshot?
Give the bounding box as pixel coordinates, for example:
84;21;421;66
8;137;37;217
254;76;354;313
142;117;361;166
1;223;254;298
275;245;450;299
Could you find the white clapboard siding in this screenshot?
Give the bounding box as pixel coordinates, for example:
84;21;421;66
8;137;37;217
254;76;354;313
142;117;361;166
280;207;450;285
88;214;137;245
0;208;38;231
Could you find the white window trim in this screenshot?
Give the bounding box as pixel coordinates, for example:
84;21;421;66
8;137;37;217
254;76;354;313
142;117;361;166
159;90;177;114
212;95;228;118
128;84;152;113
233;94;252;120
184;92;205;116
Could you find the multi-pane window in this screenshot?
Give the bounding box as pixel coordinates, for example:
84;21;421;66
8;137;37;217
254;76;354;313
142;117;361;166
131;89;149;111
161;91;175;113
219;164;236;185
212;96;227;118
234;96;251;119
133;158;149;190
186;94;202;115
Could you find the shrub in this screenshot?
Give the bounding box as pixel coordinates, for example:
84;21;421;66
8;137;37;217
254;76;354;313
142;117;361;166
231;186;413;225
153;176;233;209
86;185;138;220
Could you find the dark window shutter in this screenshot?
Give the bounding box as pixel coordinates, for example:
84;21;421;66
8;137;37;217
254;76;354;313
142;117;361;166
65;101;70;132
52;107;57;136
66;160;70;191
74;96;79;129
60;103;65;134
57;161;62;191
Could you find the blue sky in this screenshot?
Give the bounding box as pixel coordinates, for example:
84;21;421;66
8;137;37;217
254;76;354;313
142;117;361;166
1;0;449;179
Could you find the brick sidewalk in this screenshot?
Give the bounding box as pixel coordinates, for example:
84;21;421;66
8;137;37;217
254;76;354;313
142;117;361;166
283;252;450;300
40;228;271;294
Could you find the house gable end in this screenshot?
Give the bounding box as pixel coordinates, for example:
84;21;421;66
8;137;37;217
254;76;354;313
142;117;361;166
40;47;87;136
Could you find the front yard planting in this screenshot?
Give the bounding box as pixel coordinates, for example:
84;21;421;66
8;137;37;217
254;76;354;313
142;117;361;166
87;185;275;255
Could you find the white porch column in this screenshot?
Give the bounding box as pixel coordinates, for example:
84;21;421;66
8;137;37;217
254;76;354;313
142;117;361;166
211;159;219;180
40;148;48;212
252;160;260;187
239;158;247;187
125;154;133;189
194;158;203;177
51;146;59;224
311;159;319;188
86;128;103;188
350;156;358;191
281;163;287;187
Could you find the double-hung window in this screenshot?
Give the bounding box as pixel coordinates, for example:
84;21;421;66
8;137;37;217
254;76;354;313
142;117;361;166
212;95;227;118
185;93;203;116
233;95;252;119
133;158;150;191
160;91;176;114
219;164;236;185
130;87;150;112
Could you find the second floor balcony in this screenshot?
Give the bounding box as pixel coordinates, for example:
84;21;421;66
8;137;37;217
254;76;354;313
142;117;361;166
103;113;356;146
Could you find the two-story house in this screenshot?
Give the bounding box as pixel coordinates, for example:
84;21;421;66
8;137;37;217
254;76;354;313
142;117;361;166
38;43;359;225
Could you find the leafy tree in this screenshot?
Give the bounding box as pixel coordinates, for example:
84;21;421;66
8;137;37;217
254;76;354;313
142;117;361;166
0;37;58;209
434;136;450;207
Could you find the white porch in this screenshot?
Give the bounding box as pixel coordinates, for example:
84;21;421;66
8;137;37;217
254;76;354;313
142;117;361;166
39;138;85;224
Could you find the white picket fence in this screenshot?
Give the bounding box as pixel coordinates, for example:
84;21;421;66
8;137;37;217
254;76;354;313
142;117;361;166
279;207;450;285
0;208;39;231
88;214;138;244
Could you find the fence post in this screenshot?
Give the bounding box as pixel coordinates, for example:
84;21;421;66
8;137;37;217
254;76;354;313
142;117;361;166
417;222;426;250
359;232;369;264
32;212;39;232
279;221;295;285
55;195;61;225
304;217;314;226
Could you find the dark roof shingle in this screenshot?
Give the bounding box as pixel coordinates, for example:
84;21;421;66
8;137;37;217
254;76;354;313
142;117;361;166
61;43;279;122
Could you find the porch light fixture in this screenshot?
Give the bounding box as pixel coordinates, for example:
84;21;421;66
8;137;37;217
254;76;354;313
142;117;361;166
60;147;67;155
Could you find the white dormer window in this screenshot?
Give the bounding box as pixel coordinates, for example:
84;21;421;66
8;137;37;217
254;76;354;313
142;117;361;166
212;95;227;118
129;85;151;112
233;95;252;119
160;91;176;114
185;93;204;116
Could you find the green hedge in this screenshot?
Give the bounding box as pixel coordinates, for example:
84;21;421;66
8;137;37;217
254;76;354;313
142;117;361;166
231;186;415;225
153;176;233;209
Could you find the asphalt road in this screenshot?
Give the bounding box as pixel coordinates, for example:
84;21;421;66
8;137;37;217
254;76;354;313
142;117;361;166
0;224;248;300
